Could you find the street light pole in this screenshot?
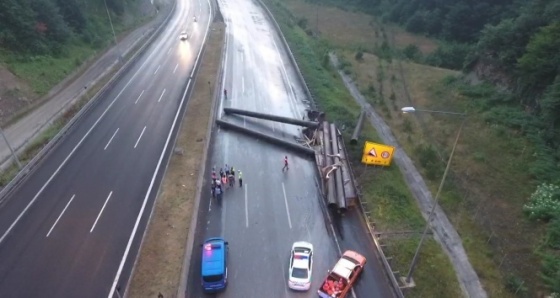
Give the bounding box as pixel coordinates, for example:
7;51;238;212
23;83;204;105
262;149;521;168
400;106;467;285
104;0;123;62
0;127;22;169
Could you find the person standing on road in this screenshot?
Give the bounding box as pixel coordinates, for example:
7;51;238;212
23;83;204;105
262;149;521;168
282;156;289;172
224;89;227;99
238;171;243;187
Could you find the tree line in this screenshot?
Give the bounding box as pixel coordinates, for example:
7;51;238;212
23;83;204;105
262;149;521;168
0;0;128;55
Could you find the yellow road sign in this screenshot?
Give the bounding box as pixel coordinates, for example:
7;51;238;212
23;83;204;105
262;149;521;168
361;141;395;166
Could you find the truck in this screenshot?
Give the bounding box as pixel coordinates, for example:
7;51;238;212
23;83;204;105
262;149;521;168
318;250;366;298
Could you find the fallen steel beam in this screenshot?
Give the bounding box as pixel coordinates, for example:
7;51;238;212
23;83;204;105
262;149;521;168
322;121;338;209
339;133;357;204
350;110;365;145
330;123;347;213
216;119;315;156
224;108;320;128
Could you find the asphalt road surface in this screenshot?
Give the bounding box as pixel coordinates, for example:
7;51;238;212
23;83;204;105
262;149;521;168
0;0;211;297
186;0;395;297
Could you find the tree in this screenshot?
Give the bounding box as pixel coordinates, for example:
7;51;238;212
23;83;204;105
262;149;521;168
517;22;560;92
0;0;41;53
30;0;72;45
56;0;86;33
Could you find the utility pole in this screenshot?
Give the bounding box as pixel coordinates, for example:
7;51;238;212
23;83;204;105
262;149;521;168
0;127;22;169
104;0;123;62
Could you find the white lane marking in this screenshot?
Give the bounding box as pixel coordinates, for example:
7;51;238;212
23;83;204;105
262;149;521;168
90;191;113;233
158;88;166;102
242;76;244;94
0;36;163;245
281;182;292;229
107;2;211;288
270;37;303;119
208;195;212;212
245;183;248;227
134;126;147;149
154;64;161;75
134;90;145;104
217;24;230;118
104;128;120;150
167;47;172;55
46;194;75;237
173;63;179;74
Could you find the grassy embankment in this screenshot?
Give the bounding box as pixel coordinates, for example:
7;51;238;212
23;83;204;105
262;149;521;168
263;0;461;297
127;21;225;298
0;1;154;97
280;0;543;296
0;2;159;187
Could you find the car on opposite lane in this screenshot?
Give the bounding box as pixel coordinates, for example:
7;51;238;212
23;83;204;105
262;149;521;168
180;31;188;40
288;241;314;291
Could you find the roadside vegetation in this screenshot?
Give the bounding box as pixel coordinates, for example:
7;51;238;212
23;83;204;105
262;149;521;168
0;0;156;125
264;0;560;296
262;0;461;296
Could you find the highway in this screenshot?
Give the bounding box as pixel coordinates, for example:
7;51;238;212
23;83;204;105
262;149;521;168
186;0;395;297
0;0;211;297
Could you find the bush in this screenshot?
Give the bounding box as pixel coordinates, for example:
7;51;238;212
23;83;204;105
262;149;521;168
505;274;527;294
541;253;560;292
415;144;442;180
545;219;560;249
402;44;421;61
425;42;471;70
524;183;560;222
355;51;364;61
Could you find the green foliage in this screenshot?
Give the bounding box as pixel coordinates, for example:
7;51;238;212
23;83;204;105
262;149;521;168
354;50;363;61
415;144;442;181
425;42;471;70
402;44;421;61
505;274;528;295
523;183;560;222
545;219;560;249
518;22;560;92
541;253;560;292
0;0;129;55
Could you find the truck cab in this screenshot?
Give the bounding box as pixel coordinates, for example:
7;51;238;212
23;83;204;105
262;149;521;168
201;237;228;292
318;250;366;298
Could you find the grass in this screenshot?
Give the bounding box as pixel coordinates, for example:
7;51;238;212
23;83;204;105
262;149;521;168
270;0;547;296
263;0;462;296
282;0;438;54
0;44;97;96
127;22;225;297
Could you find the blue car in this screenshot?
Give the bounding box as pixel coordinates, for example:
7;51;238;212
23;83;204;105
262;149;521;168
201;237;228;292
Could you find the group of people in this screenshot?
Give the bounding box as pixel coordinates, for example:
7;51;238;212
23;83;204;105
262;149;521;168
210;156;289;201
210;164;243;201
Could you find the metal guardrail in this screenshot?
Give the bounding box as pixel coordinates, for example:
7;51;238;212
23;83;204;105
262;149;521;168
339;135;406;298
0;2;177;202
180;5;226;297
254;1;405;297
255;0;317;111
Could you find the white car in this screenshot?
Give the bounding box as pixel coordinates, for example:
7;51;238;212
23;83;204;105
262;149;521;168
288;241;313;291
180;31;188;40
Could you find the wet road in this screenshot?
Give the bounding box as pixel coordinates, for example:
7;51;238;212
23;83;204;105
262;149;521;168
186;0;395;297
0;0;211;297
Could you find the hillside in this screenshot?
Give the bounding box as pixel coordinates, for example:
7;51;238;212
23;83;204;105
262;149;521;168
272;0;560;296
0;0;157;125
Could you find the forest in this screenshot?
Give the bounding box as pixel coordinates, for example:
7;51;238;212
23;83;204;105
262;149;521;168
308;0;560;294
0;0;133;56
